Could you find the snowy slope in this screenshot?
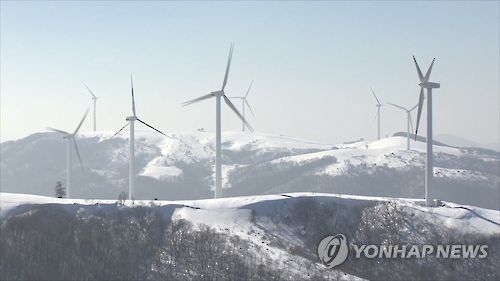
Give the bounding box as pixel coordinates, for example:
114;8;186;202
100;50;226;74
1;131;498;209
1;192;498;280
2;192;498;235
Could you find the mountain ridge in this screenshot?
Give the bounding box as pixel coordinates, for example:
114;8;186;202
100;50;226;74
1;131;498;209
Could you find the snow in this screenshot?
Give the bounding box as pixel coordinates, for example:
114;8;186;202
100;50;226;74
1;131;497;279
411;202;500;235
82;130;340;183
173;207;252;232
221;164;245;188
2;131;498;210
2;192;498;235
78;131;122;142
434;167;489;181
221;131;334;150
140;165;182;180
84;130;335;164
1;191;497;280
267;136;479;177
0;193;117;217
368;137;463;156
0;193;62;216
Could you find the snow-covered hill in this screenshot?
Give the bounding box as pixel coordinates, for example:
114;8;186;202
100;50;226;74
1;131;498;209
1;192;498;280
2;192;498;234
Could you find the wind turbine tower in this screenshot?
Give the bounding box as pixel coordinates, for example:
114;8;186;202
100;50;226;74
113;75;168;200
182;43;253;199
47;109;89;198
413;56;440;207
229;81;255;132
84;84;99;131
387;102;418;150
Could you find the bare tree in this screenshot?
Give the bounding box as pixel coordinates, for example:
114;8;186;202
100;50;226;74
117;191;127;205
55;181;66;198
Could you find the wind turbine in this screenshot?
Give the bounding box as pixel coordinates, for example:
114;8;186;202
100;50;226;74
371;88;383;140
229;80;255;132
413;56;440;207
47;109;89;198
84;84;99;131
113;75;167;201
386;102;418;150
182;43;253;199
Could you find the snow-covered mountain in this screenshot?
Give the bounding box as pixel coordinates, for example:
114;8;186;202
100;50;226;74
1;131;498;209
1;192;498;280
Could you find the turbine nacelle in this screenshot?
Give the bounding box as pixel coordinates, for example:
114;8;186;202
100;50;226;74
213;90;224;97
126;116;137;121
419;82;440;89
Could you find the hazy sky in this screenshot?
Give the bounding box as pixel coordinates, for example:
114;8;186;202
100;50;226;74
1;1;499;145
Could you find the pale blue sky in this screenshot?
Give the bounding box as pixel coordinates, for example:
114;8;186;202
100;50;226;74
1;1;499;145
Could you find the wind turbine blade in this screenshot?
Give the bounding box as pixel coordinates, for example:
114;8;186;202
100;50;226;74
46;127;70;135
413;56;424;83
221;43;234;91
73;108;89;135
370;88;381;105
223;95;254;132
137;118;167;136
409;113;414;134
245;99;255;116
424;58;436;82
410;103;419;112
131;74;136;116
72;138;84;169
182;93;216;106
387;102;407;111
112;123;129;138
84;84;96;98
414;87;425;140
245;80;253;98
